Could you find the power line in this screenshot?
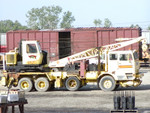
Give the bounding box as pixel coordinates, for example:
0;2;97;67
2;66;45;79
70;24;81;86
113;21;150;25
73;21;150;28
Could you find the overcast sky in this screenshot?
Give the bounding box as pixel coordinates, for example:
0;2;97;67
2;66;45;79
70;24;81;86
0;0;150;29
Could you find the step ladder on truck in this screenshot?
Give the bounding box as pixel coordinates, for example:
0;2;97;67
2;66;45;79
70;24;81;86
0;37;145;92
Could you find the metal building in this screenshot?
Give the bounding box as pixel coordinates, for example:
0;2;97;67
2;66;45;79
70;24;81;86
142;30;150;44
0;33;6;45
0;33;7;52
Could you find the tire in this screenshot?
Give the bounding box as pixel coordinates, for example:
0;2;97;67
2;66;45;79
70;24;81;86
35;77;50;92
65;76;80;91
98;76;116;91
113;96;120;110
122;97;127;109
18;77;33;92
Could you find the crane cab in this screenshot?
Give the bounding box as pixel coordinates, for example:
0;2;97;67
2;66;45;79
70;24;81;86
22;41;43;65
6;40;48;72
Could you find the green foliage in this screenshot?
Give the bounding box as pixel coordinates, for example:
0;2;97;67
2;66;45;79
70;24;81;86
93;19;102;27
130;24;140;28
26;6;62;30
94;18;112;27
60;11;75;28
104;18;112;27
0;20;28;33
26;6;75;30
130;24;134;28
147;26;150;30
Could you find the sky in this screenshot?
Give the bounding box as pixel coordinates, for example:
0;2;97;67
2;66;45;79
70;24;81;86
0;0;150;29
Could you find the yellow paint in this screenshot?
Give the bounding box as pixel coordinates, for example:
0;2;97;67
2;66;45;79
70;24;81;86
6;52;18;65
67;79;77;88
21;81;29;89
103;80;112;89
86;71;98;80
27;61;38;64
55;78;62;88
38;81;46;88
119;80;142;87
57;60;59;64
118;65;132;68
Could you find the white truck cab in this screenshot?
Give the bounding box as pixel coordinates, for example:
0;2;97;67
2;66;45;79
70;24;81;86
107;50;140;77
97;50;142;91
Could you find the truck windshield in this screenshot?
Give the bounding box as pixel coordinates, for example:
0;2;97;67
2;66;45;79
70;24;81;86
119;54;133;61
109;54;118;60
26;44;37;53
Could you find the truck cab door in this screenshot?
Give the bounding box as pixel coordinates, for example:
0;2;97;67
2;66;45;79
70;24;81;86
108;53;118;72
118;53;134;74
22;41;43;65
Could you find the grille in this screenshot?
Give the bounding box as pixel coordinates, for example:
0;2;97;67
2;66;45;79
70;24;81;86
7;54;15;64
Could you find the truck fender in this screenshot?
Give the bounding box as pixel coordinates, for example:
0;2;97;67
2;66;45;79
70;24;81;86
98;73;118;82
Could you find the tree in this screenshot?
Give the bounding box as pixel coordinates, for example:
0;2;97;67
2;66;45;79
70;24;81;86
13;20;27;30
130;24;134;28
93;19;102;27
26;6;75;30
104;18;112;27
0;20;27;33
130;24;140;28
147;26;150;30
26;6;62;30
135;24;140;28
60;11;75;28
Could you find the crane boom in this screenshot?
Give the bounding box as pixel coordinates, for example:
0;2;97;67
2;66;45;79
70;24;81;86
49;36;145;68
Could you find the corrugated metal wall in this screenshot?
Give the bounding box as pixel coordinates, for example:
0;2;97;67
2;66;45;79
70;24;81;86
6;28;141;61
7;31;59;61
71;28;141;54
71;30;97;54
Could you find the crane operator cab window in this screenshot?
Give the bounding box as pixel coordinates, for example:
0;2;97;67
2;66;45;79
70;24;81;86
26;44;37;53
119;54;133;61
109;54;118;60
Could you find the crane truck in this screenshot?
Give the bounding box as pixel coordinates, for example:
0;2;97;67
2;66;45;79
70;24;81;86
0;37;145;92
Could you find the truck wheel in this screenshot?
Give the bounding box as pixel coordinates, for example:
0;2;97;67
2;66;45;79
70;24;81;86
65;76;80;91
35;77;50;92
18;77;33;92
99;76;116;91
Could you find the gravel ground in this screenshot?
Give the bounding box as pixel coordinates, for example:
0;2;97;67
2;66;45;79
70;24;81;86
0;68;150;113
